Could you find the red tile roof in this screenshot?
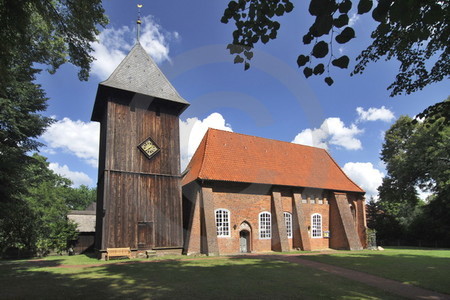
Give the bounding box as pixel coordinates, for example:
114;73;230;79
182;129;364;193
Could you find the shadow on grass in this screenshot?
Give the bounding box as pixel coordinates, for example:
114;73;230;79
298;248;450;295
0;255;404;299
0;258;65;274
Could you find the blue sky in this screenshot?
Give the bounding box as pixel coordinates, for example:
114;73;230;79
36;1;449;198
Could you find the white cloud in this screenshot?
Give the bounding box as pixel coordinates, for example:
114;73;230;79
292;128;329;149
348;13;360;26
416;186;433;201
292;117;363;150
91;15;180;79
356;106;395;122
49;162;93;187
343;162;384;198
379;130;386;141
180;113;233;170
41;148;57;155
41;118;99;168
413;115;425;123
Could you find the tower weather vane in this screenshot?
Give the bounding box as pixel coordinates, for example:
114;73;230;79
137;4;143;42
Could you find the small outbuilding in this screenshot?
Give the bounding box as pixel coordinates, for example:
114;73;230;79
182;129;366;255
68;202;96;254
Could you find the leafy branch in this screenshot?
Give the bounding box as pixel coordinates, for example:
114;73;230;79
222;0;450;96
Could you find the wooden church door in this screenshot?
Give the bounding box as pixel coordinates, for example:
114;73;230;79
137;221;154;249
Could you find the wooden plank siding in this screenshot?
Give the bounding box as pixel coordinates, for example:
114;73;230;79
96;96;183;251
94;107;108;250
106;99;180;175
100;172;183;249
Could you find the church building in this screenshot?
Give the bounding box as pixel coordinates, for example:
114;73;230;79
91;40;367;258
182;129;366;255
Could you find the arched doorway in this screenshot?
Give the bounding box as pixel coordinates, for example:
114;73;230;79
240;230;250;253
239;221;252;253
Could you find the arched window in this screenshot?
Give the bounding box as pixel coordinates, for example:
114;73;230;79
259;212;271;239
311;213;322;238
215;209;230;237
284;212;293;238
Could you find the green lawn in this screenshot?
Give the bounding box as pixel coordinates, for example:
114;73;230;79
300;247;450;294
1;254;403;299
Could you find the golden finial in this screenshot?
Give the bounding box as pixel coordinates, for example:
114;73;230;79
137;4;143;41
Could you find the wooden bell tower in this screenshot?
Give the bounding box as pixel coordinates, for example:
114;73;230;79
91;43;189;256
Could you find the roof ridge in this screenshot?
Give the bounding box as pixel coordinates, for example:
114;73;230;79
182;128;210;184
208;128;334;151
197;128;212;179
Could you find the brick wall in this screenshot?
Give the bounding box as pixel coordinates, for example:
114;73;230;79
349;193;367;248
183;181;366;255
213;183;272;253
329;192;350;249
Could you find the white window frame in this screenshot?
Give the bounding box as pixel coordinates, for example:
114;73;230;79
311;213;322;238
215;209;231;237
284;212;293;239
259;212;271;239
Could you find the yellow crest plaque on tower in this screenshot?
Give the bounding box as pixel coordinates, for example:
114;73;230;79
138;137;160;159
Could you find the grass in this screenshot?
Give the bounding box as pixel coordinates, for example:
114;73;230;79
0;254;404;299
34;252;186;265
300;247;450;294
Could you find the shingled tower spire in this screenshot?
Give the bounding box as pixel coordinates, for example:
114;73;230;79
92;22;189;258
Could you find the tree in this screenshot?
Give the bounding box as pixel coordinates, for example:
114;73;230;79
0;154;79;256
0;1;107;204
381;102;450;197
0;0;108;83
221;0;449;96
415;98;450;126
366;197;404;241
0;66;52;204
377;99;450;243
23;154;78;255
0;1;107;256
64;185;97;211
365;197;378;230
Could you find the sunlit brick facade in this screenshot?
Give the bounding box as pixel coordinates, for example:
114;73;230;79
182;129;366;255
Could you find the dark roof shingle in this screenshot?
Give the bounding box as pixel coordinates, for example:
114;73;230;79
92;43;189;121
100;43;188;105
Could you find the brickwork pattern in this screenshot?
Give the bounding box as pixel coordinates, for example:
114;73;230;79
333;192;363;250
213;186;272;253
201;187;219;255
292;192;312;251
183;182;367;255
184;187;201;254
271;191;289;252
